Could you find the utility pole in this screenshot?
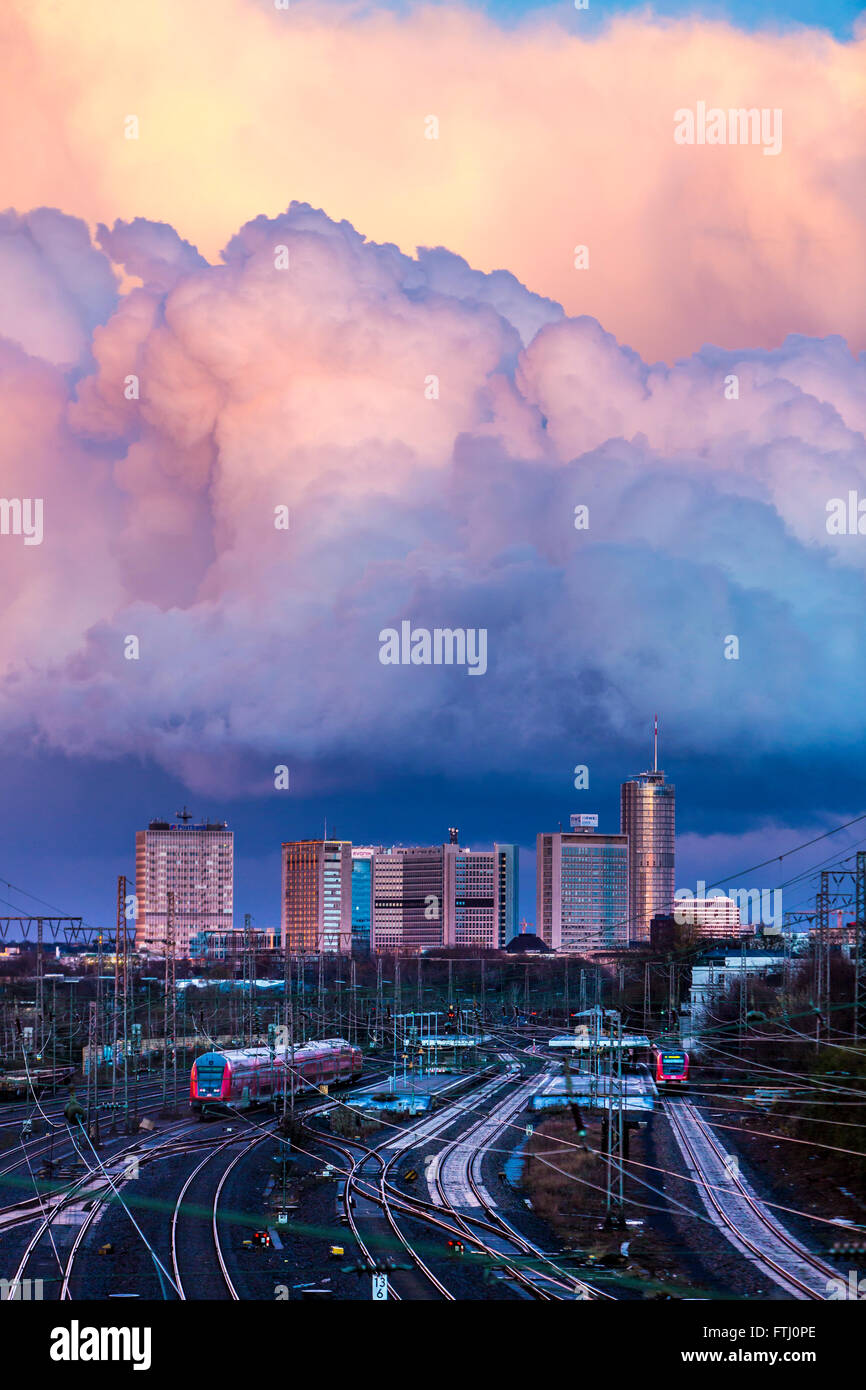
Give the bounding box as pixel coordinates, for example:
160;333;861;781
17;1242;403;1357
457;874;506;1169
35;917;44;1057
111;881;123;1132
350;959;357;1047
856;852;866;1042
374;956;383;1047
162;891;177;1113
394;957;402;1076
603;1012;625;1228
281;941;294;1127
95;929;104;1125
86;1000;100;1142
122;877;131;1131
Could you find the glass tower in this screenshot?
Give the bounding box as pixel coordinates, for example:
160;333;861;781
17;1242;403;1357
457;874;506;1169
620;768;675;945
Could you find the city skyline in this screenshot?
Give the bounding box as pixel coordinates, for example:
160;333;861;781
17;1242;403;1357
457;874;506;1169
15;715;846;949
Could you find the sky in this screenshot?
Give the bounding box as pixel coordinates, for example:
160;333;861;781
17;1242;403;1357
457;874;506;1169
0;0;865;934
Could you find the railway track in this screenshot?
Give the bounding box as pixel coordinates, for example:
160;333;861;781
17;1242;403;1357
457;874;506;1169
169;1125;278;1300
664;1097;841;1300
309;1064;603;1301
4;1117;210;1299
430;1070;613;1300
307;1071;514;1299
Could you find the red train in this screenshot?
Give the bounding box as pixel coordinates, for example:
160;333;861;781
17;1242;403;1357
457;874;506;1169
653;1046;689;1089
190;1037;362;1115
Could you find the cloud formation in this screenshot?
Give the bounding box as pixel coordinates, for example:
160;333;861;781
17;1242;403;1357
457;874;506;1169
0;203;864;800
1;1;865;360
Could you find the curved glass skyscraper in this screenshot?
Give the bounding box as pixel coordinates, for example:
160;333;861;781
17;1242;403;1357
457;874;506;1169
620;751;675;945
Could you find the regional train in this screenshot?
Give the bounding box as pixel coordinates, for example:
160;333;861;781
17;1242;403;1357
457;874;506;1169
189;1037;362;1116
652;1045;689;1089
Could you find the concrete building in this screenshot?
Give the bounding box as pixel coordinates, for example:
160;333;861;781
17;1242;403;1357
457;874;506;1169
688;949;786;1033
495;844;519;947
373;845;444;953
281;839;353;954
620;721;675;944
673;895;743;938
370;839;518;953
135;813;233;956
536;828;629;953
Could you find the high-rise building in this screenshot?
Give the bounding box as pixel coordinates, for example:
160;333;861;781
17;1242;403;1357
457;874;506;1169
620;718;676;944
536;828;629;952
372;845;445;953
281;839;353;954
370;838;518;953
495;844;519;947
350;846;383;954
672;896;742;938
135;813;233;956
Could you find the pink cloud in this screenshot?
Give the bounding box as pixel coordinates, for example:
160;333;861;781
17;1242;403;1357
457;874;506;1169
0;205;864;796
0;2;863;361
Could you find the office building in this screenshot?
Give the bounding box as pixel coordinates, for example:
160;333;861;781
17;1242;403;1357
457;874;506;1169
673;895;743;938
281;839;353;953
135;812;233;956
350;846;383;954
372;845;445;953
620;719;676;944
536;827;629;952
370;838;518;953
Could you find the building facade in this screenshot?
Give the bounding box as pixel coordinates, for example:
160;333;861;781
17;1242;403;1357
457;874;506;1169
135;815;233;956
370;840;518;953
536;829;629;952
673;895;743;938
281;839;353;954
372;845;445;953
495;844;519;947
620;769;675;944
350;846;383;954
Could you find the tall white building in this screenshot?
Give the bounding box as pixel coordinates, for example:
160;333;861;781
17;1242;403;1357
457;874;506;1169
673;895;743;938
536;828;629;952
135;813;233;956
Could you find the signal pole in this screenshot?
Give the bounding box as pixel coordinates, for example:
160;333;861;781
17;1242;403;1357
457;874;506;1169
856;852;866;1041
374;956;383;1047
35;917;44;1058
111;877;125;1131
162;891;177;1113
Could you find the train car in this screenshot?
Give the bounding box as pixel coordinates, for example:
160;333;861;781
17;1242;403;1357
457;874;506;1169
0;1067;75;1100
189;1037;362;1116
653;1045;689;1090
